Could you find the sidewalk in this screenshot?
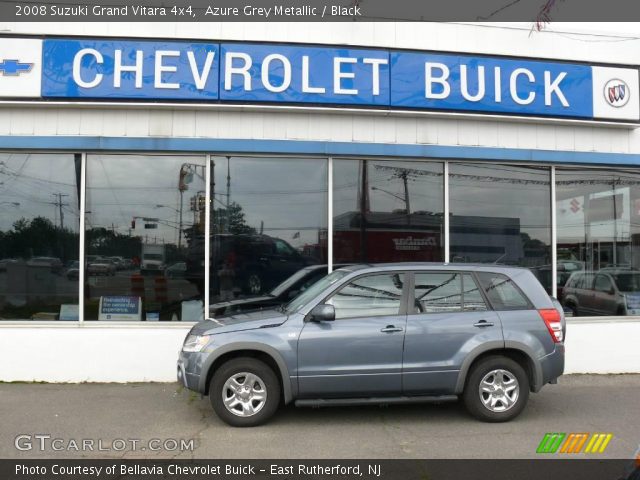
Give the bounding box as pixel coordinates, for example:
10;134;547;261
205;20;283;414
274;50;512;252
1;375;639;459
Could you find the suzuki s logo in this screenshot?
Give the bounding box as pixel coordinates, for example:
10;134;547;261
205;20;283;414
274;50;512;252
604;79;630;108
0;59;33;76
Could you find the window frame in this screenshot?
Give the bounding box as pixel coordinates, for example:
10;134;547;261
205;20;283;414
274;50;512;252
407;270;491;315
319;270;410;321
475;271;535;311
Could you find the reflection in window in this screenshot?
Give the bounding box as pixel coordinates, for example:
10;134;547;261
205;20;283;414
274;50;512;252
85;155;205;321
449;163;551;292
557;168;640;317
328;273;404;319
477;272;530;310
413;272;487;313
462;274;488;311
0;153;80;320
209;157;327;306
414;273;462;313
333;160;444;264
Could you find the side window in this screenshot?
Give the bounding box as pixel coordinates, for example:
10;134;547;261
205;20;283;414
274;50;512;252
582;273;595;290
414;273;462;313
462;274;488;311
569;273;582;289
274;239;296;256
477;272;531;310
327;273;404;320
594;275;613;293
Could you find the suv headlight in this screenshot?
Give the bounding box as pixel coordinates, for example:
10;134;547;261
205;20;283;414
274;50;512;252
182;334;211;353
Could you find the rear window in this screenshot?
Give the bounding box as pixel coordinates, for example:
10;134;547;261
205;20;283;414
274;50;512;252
477;272;531;310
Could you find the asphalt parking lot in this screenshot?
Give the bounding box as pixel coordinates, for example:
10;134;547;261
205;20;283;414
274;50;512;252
1;375;638;460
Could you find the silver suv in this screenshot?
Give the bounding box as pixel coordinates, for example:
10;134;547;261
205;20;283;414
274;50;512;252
178;264;565;427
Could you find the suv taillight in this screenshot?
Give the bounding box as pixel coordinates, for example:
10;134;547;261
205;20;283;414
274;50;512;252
539;309;563;343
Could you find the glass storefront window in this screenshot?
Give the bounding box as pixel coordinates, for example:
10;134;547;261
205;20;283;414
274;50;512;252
0;153;80;320
449;163;552;292
85;155;205;321
209;157;327;310
333;159;444;264
557;168;640;317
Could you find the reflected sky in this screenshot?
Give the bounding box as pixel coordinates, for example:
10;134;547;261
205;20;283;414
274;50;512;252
211;157;327;249
0;153;79;233
87;155;205;245
449;163;551;240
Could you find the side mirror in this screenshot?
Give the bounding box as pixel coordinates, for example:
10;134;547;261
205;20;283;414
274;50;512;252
308;304;335;322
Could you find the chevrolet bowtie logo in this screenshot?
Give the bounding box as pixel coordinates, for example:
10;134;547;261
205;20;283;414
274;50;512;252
0;59;33;76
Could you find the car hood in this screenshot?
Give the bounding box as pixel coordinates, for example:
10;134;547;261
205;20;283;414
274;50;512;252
210;295;275;310
190;309;288;336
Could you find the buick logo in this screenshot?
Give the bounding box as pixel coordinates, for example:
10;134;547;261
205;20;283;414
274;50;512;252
604;79;630;108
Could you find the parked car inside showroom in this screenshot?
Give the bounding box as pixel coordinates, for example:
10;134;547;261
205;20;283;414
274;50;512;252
178;263;565;427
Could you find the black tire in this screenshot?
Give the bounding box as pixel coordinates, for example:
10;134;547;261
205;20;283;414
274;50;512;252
463;355;529;423
209;357;280;427
245;273;263;295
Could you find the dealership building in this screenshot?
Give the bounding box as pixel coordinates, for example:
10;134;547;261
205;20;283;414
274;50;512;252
0;22;639;382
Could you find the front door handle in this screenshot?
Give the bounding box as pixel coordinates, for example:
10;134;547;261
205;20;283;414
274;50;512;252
473;320;494;328
380;325;403;333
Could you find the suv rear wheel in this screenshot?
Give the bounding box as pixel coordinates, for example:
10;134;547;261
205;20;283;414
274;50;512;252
463;355;529;422
210;357;280;427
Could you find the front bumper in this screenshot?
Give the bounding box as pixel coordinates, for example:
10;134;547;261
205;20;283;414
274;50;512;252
177;350;205;392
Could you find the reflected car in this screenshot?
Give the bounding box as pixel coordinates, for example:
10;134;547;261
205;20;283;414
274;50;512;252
206;233;316;295
27;256;63;274
165;261;187;279
562;270;640;316
210;264;352;316
87;258;116;276
0;258;21;272
66;261;80;280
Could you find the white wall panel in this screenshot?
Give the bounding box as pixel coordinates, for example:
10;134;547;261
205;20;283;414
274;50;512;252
101;110;128;137
416;119;439;145
172;110;196;138
149;110;174;137
1;105;639;157
125;110;150;137
56;109;81;135
0;321;637;382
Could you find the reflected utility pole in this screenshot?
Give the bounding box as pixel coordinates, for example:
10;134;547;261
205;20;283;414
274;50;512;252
51;193;69;229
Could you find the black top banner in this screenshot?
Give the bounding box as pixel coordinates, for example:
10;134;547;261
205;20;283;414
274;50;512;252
4;0;640;21
2;459;640;480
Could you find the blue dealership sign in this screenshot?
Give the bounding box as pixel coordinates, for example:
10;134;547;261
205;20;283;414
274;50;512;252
42;39;219;100
8;36;636;121
390;52;593;118
219;43;389;106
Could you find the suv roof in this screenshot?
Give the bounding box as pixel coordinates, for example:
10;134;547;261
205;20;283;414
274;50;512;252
340;262;532;274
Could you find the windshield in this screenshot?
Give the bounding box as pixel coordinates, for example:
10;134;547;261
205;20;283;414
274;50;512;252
613;273;640;292
270;267;316;297
283;269;350;314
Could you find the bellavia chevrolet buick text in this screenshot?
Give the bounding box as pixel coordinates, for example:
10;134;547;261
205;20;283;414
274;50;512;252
177;264;565;427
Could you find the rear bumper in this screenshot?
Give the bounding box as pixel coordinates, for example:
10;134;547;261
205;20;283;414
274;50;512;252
536;344;565;392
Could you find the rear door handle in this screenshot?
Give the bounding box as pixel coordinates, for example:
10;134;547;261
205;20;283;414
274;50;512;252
380;325;403;333
473;320;494;328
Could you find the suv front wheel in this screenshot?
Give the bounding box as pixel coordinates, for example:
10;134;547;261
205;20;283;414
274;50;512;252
463;356;529;422
210;357;280;427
